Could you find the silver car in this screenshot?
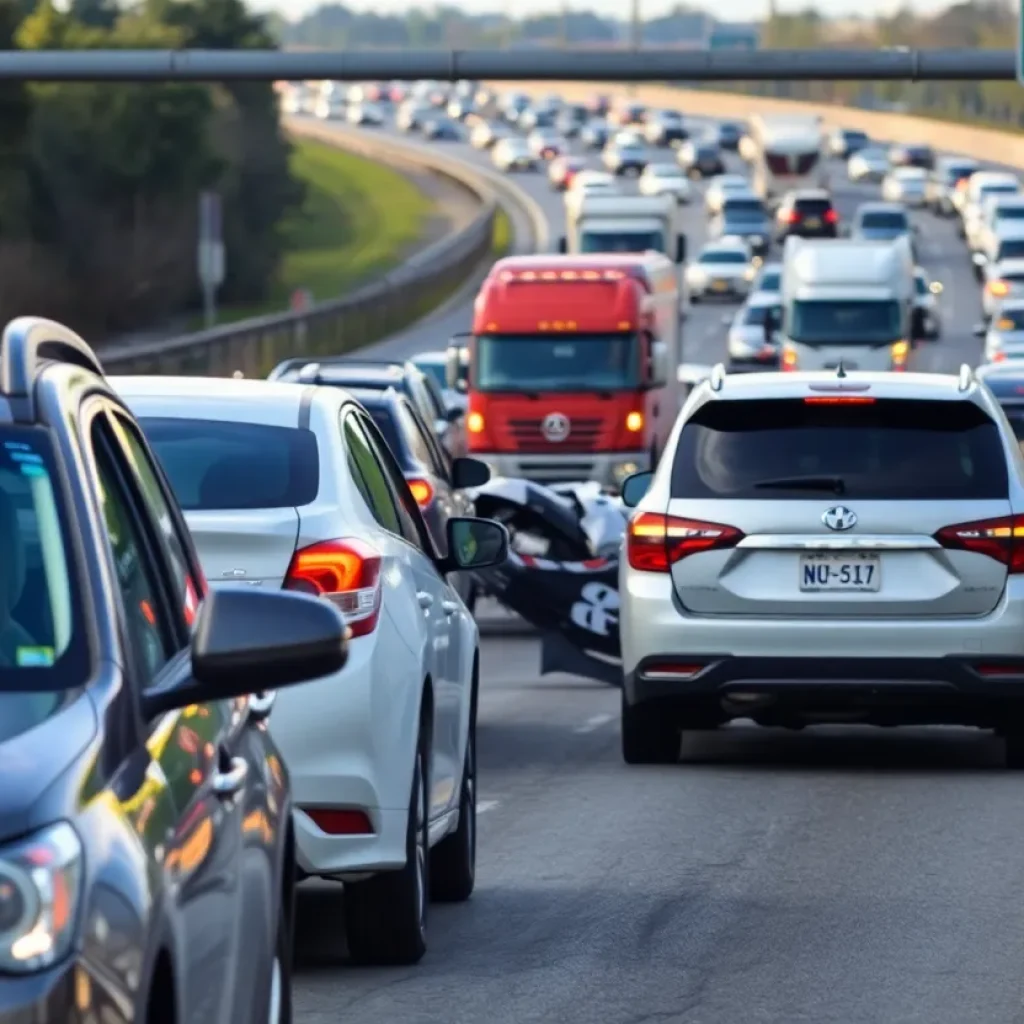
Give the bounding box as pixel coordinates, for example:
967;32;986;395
912;266;943;339
617;365;1024;767
725;297;781;369
977;300;1024;363
685;239;755;302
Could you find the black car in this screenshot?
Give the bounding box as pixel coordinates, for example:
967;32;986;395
423;115;461;141
351;387;479;609
890;143;935;171
0;316;347;1021
646;110;688;147
715;121;745;151
829;127;870;158
268;357;465;459
775;190;839;241
678;140;725;178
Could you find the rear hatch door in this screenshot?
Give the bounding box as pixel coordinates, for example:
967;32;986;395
665;394;1012;618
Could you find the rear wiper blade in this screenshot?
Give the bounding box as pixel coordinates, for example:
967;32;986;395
752;475;847;495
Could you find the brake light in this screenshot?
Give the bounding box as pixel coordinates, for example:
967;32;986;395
627;512;744;572
824;209;838;224
934;515;1024;573
988;280;1010;297
993;351;1008;362
780;209;800;224
284;538;383;636
781;348;798;371
304;809;374;835
891;339;910;370
803;396;875;404
406;477;435;508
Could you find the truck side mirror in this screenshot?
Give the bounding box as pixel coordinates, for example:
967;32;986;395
445;346;462;390
557;236;568;254
648;339;668;388
676;236;687;263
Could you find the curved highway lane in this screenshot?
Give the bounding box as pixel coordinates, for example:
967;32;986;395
291;110;1021;1024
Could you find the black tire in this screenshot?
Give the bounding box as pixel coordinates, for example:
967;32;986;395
264;886;294;1024
621;690;680;765
1005;730;1024;769
430;698;477;902
344;730;429;965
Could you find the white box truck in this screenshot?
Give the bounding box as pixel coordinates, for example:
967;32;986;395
779;236;916;372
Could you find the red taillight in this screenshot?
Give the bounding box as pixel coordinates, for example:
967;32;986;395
627;512;744;572
284;538;382;636
933;515;1024;573
824;209;838;224
304;808;374;835
406;477;435;508
803;396;876;405
781;210;800;224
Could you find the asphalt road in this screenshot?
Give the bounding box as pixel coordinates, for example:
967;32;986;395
292;109;1019;1024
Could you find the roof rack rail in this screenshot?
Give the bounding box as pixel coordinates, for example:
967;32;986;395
709;362;726;392
1;317;104;420
957;363;974;392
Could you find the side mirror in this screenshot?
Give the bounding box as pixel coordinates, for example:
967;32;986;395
621;471;654;508
451;455;491;490
972;323;987;337
929;281;944;295
647;339;668;387
972;252;987;266
675;235;687;263
557;236;568;254
434;416;449;436
142;589;348;719
445;404;464;422
445;346;461;389
440;516;509;573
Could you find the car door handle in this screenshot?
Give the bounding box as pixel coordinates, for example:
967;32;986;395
212;756;248;799
417;591;434;610
442;600;459;616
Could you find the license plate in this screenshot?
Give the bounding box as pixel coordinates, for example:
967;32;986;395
800;552;880;593
804;217;821;228
711;280;728;291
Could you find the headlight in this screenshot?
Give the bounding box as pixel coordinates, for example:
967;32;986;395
0;822;82;973
612;461;639;484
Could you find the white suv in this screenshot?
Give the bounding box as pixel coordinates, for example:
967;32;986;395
113;375;508;964
618;365;1024;768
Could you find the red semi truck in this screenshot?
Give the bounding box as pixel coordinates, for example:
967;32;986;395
446;252;681;488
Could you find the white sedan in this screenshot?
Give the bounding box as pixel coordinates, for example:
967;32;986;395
882;166;927;206
113;374;508;966
847;146;890;183
704;174;751;216
492;137;536;172
638;163;692;202
685;239;756;302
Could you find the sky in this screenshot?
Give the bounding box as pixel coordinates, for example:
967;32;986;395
257;0;958;21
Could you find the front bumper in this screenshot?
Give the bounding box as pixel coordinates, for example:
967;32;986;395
691;278;750;299
476;450;648;488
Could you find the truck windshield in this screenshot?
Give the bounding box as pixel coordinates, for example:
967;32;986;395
580;230;665;254
475;333;639;392
788;299;902;346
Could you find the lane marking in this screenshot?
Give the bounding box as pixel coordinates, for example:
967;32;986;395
574;713;615;734
478;799;500;814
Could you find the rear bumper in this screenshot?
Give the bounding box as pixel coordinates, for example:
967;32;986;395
475;450;649;487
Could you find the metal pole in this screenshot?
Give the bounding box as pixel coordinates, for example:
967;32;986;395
0;48;1009;81
628;0;641;97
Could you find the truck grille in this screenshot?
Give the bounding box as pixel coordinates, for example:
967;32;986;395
507;416;606;453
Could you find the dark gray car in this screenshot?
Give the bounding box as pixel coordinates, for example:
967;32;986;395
712;195;772;258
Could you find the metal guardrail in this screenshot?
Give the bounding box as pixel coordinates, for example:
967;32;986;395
100;121;500;377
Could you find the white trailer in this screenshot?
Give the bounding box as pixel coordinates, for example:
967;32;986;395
740;114;827;204
780;236;915;372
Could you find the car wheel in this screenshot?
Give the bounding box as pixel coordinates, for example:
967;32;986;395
344;728;429;965
430;697;477;902
264;898;293;1024
620;690;680;765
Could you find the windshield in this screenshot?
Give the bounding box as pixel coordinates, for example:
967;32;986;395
700;251;746;264
0;427;84;696
580;230;665;254
859;211;907;230
413;359;447;391
756;269;782;291
788;299;902;346
744;305;781;326
140;417;320;510
475;333;639;392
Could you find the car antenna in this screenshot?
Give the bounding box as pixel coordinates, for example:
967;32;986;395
835;360;847;379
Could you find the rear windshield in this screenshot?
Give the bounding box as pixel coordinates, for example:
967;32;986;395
994;207;1024;221
140;417;320;510
723;199;764;216
860;211;907;229
994;309;1024;331
1003;273;1024;285
670;398;1007;500
944;165;976;183
744;305;780;326
756;269;782;291
700;250;746;264
0;427;85;695
793;198;832;213
981;185;1020;201
997;240;1024;261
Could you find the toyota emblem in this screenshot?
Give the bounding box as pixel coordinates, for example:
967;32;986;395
541;412;571;443
821;505;858;532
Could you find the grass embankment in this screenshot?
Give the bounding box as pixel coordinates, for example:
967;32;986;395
203;138;431;327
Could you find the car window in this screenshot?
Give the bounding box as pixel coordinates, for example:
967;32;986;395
420;373;448;421
109;413;203;630
92;422;176;686
0;426;84;687
671;398;1008;501
356;412;435;555
398;401;450;480
139;417;319;511
341;411;403;536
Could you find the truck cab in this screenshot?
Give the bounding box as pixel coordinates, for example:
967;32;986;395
448;253;681;488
